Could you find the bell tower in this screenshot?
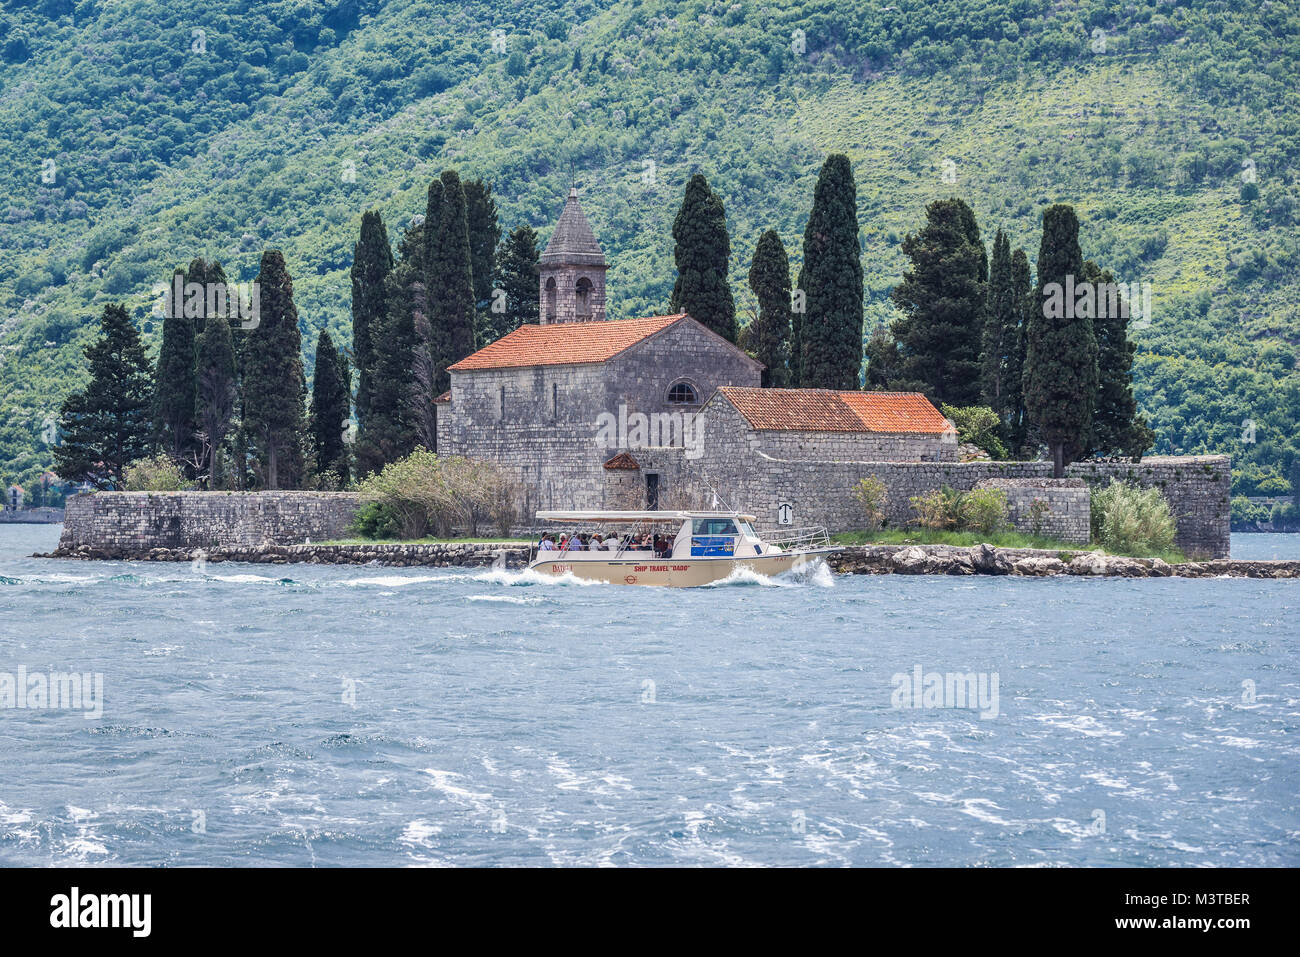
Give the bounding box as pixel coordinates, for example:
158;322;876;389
538;187;608;324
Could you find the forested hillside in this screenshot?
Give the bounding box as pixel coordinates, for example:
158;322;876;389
1;0;1297;493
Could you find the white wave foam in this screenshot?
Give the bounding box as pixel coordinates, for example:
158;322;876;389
472;567;607;587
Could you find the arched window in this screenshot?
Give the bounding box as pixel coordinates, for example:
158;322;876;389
545;277;557;322
574;277;593;320
667;381;698;404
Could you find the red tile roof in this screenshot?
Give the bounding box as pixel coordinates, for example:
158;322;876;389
718;387;951;434
603;452;641;470
447;315;688;371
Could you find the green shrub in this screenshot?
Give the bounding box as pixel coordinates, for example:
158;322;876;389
350;501;401;540
122;454;192;491
354;448;520;539
940;404;1008;460
962;487;1008;535
852;475;888;530
1027;497;1051;536
1090;479;1177;554
909;485;965;530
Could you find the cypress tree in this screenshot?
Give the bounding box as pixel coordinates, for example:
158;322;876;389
981;229;1019;426
463;177;500;346
242;250;306;489
890;197;986;406
54;303;155;488
153;261;201;465
1007;247;1033;453
1088;260;1155;459
669;173;737;342
359;219;425;474
427;169;477;396
196;299;237;487
864;324;903;390
350;210;393;427
1024;203;1097;476
746;229;793;387
485;225;541;342
800;154;864;390
310;329;351;484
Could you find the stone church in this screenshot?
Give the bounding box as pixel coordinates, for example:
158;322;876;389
434;188;955;517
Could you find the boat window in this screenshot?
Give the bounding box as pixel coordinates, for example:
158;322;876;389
692;518;737;536
738;521;757;539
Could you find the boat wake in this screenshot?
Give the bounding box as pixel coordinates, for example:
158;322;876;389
702;558;835;589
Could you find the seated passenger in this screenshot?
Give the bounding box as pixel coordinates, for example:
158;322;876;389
539;534;556;551
603;534;619;550
568;534;585;550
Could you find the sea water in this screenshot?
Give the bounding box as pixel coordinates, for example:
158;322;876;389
0;524;1296;866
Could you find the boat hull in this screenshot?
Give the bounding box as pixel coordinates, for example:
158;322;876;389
526;549;837;587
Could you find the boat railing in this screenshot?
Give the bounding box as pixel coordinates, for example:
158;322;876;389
760;525;831;551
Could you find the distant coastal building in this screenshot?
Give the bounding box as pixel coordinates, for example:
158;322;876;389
435;189;957;514
6;484;23;511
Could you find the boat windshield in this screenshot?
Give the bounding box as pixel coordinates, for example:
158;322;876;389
692;518;738;536
690;517;738;557
738;521;757;539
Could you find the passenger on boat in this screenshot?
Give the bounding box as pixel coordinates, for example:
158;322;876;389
568;534;585;550
602;534;619;550
539;534;557;551
653;535;671;558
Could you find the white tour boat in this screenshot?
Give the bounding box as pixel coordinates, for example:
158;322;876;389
526;510;839;587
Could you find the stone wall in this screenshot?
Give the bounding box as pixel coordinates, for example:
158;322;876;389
752;427;957;463
436;318;761;511
974;478;1090;544
682;402;1230;557
58;492;361;551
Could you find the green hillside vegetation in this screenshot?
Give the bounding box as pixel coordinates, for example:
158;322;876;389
1;0;1297;494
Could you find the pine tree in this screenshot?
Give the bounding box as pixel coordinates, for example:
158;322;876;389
350;210;393;427
890;197;986;406
1007;247;1033;452
359;219;425;474
54;303;155;488
426;169;477;396
196;298;237;487
669;173;737;342
463;177;500;346
746;229;793;387
485;225;540;342
153;261;201;465
310;329;351;484
1024;203;1098;476
1087;260;1155;459
800;154;864;390
981;229;1020;427
242;250;306;489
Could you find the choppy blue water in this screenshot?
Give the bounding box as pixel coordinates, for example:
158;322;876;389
0;524;1296;867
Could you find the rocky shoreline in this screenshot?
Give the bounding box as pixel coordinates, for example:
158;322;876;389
35;541;1300;578
828;543;1300;578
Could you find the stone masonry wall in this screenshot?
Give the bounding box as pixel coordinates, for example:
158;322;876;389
686;402;1231;557
436;318;762;512
58;492;362;551
973;478;1090;544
